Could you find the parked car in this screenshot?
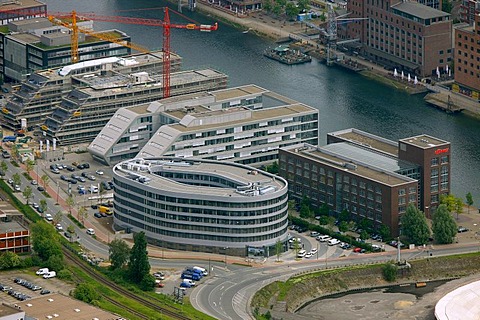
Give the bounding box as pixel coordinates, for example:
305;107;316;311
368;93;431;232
1;150;10;158
40;289;51;295
32;203;39;209
328;238;341;246
36;268;49;275
86;228;95;235
458;226;469;233
353;247;366;253
94;212;103;218
43;271;56;279
55;224;63;231
317;235;332;242
44;214;53;221
310;231;319;237
65;165;75;172
37;186;45;192
180;281;192;288
340;242;351;250
51;168;60;174
30;180;38;185
13;185;20;192
60;175;68;181
95;170;104;175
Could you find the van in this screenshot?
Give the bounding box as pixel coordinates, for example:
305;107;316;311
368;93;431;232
185;268;203;277
43;271;56;279
328;238;340;246
193;266;208;276
182;279;196;286
98;206;112;215
297;249;307;258
35;268;49;275
90;185;98;193
317;235;331;242
181;272;201;281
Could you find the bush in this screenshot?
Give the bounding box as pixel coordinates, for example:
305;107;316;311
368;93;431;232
140;274;156;291
57;269;73;281
382;263;397;282
74;283;101;303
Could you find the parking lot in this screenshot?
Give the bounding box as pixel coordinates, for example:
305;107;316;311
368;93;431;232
0;270;74;305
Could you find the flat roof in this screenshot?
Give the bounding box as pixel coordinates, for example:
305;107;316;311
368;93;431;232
283;144;415;186
9;16;50;26
171;103;316;133
15;293;119;320
392;2;450;20
114;158;287;198
212;84;267;101
399;134;449;148
435;279;480;320
0;220;27;233
328;128;399;156
0;0;44;10
0;304;22;316
9;32;39;43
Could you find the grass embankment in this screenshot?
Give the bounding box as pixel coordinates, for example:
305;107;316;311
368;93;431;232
252;252;480;313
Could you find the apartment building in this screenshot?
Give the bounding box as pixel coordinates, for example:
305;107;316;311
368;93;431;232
113;158;289;256
279;129;451;236
88;85;319;167
347;0;452;77
2;51;182;130
454;14;480;96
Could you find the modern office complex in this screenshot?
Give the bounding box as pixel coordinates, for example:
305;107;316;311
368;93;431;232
1;17;133;82
279;129;451;236
2;50;182;130
454;14;480;96
112;158;289;256
346;0;452;77
42;68;228;145
89;85;319;167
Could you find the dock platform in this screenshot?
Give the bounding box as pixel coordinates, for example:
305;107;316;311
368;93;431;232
424;93;464;114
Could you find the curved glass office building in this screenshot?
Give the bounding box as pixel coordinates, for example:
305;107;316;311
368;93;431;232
113;158;289;256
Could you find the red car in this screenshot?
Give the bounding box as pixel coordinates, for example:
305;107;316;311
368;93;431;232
353;247;366;253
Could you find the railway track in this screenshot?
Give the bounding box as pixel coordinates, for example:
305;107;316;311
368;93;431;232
63;248;191;320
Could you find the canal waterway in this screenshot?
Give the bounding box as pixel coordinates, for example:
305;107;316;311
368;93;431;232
46;0;480;204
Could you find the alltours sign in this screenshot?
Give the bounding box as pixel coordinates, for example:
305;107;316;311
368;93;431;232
434;148;449;155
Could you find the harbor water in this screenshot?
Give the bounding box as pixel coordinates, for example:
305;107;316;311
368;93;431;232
46;0;480;205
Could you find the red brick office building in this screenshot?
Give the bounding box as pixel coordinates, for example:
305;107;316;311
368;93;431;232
346;0;452;77
279;129;451;236
454;14;480;95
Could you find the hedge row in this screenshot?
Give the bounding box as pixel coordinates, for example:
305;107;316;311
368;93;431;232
290;216;373;251
0;179;41;223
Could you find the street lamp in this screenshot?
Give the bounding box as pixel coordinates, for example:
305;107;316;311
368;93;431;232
224;246;228;270
55;181;59;205
316;242;319;260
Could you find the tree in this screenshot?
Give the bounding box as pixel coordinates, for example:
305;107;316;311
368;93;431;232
263;0;273;12
140;274;156;291
66;224;76;242
25;159;34;176
401;204;430;245
360;229;370;241
432;204;457;244
45;254;64;271
128;232;150;283
23;186;33;204
299;205;312;219
41;174;49;189
0;160;7;179
326;216;336;232
275;239;282;262
66;195;74;217
442;0;452;13
275;0;287;7
31;222;62;261
358;218;373;232
12;172;21;187
265;161;279;174
285;2;299;20
338;221;349;233
338;209;350;222
272;2;283;16
0;251;22;269
297;0;310;12
317;203;329;216
109;238;130;270
78;206;88;224
74;283;100;303
466;192;474;214
39;200;47;217
382;263;397;282
292;238;301;258
53;210;63;225
378;224;391;241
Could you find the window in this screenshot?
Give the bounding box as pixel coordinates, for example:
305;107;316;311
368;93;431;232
441;155;448;164
431;157;439;166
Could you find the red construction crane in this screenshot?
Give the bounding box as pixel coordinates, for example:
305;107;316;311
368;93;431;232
49;8;218;98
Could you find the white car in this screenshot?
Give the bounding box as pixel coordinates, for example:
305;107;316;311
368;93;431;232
86;228;95;235
95;170;104;175
31;180;38;185
44;213;53;221
55;224;63;231
304;252;313;259
317;235;331;242
310;248;318;255
328;238;341;246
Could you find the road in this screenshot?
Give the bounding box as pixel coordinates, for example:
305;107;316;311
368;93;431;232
190;242;480;320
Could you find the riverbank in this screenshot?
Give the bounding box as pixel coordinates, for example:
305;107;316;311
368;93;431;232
252;252;480;320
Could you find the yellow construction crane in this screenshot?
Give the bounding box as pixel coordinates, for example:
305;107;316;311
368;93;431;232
47;10;149;64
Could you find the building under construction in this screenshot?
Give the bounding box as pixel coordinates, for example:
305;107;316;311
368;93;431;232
2;51;182;131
